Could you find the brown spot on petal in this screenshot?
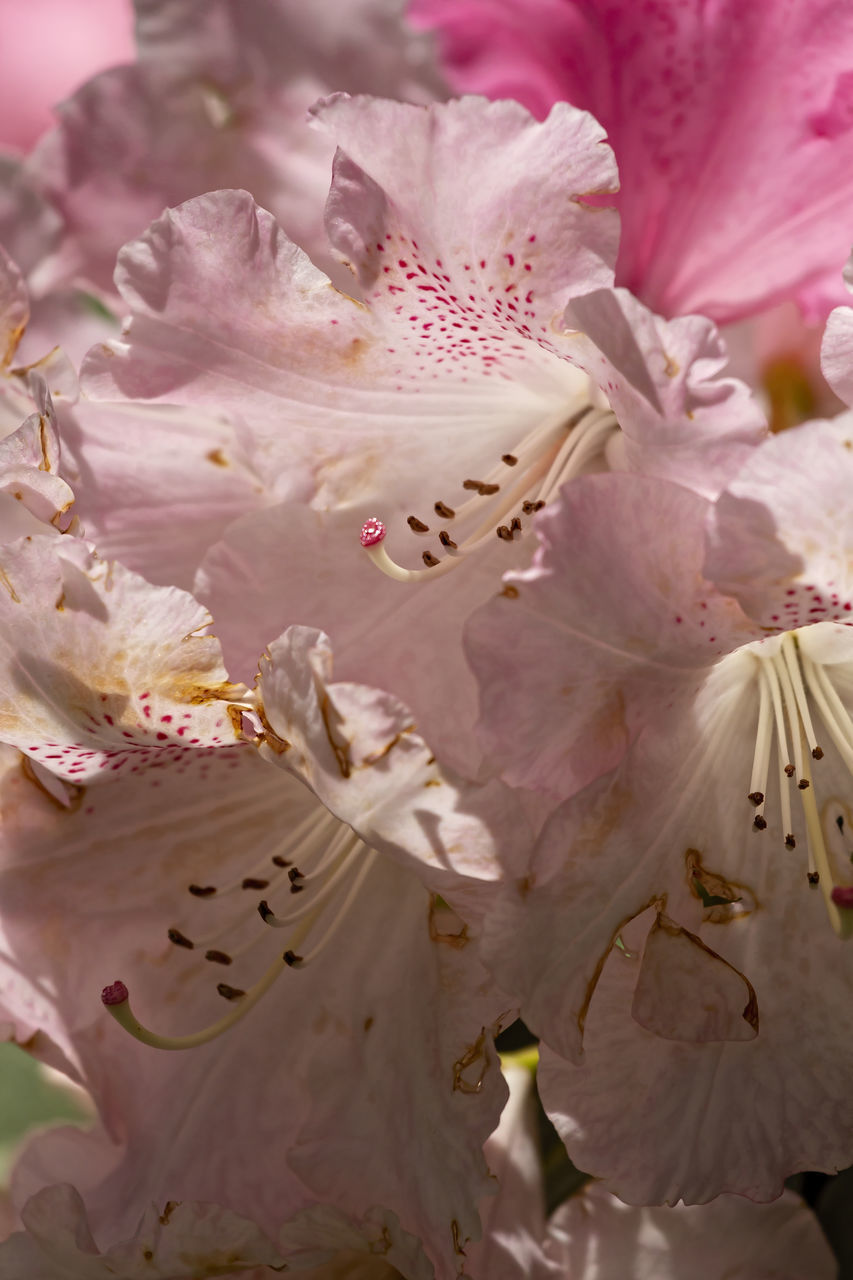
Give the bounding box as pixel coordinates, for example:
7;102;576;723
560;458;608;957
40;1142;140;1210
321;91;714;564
159;1201;179;1226
361;723;415;768
429;895;469;948
206;448;228;466
686;849;757;922
0;565;20;602
499;583;520;599
451;1220;467;1257
320;693;351;779
453;1029;492;1094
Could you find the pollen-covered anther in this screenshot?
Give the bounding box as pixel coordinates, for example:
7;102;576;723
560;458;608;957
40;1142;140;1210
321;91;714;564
168;928;194;949
241;877;268;890
188;884;216;897
812;746;825;759
439;531;457;549
434;501;455;519
808;871;821;886
753;815;768;831
407;516;430;533
283;950;303;967
785;834;797;849
748;791;764;806
217;983;245;1001
502;454;518;466
798;778;810;790
423;551;440;567
205;949;232;965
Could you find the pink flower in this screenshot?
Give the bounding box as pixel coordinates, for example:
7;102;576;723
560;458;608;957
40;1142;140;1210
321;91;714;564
72;97;762;774
465;420;853;1200
0;484;525;1275
0;0;134;154
20;0;442;298
412;0;853;324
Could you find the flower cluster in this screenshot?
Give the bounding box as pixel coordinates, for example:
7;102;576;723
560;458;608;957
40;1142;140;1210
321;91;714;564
0;0;851;1276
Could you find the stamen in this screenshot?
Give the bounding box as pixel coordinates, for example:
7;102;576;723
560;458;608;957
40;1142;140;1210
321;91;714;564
101;899;321;1050
360;406;619;582
748;663;772;828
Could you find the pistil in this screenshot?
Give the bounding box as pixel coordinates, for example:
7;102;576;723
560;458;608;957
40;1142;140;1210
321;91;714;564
361;405;619;582
101;809;377;1049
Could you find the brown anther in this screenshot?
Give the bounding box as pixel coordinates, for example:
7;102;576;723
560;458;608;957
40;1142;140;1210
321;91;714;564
496;525;513;542
812;746;824;759
407;515;430;533
477;482;500;495
501;453;518;466
258;900;274;922
422;551;440;567
434;501;455;519
271;855;291;868
205;949;232;965
241;877;269;891
216;983;246;1001
463;479;484;491
798;778;810;790
522;499;546;514
439;531;458;549
288;867;303;883
509;516;522;535
748;791;765;806
807;871;820;886
785;834;796;849
784;764;795;777
283;950;303;967
752;815;767;831
167;928;194;949
188;884;216;897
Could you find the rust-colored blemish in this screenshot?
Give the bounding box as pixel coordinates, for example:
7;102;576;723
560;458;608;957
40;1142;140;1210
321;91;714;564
685;848;757;922
159;1200;179;1226
363;1015;374;1033
361;723;415;767
2;322;25;369
320;693;351;779
656;911;759;1034
577;895;658;1043
663;354;679;378
55;591;65;611
254;701;290;754
429;896;469;949
424;777;441;787
205;448;228;467
451;1220;467;1257
453;1028;490;1094
499;583;520;599
367;1226;392;1257
0;565;20;602
38;415;51;472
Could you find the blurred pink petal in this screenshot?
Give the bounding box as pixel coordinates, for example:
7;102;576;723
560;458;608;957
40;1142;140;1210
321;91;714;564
0;0;134;154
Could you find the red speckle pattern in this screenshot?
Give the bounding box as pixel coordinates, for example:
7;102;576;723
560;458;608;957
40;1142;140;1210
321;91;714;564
356;224;567;385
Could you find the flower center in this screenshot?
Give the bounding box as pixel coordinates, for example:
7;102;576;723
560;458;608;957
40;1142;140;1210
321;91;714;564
748;630;853;938
360;403;619;581
102;806;376;1049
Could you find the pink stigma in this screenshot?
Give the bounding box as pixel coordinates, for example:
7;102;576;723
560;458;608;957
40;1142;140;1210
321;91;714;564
831;886;853;909
101;979;129;1006
360;517;386;548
